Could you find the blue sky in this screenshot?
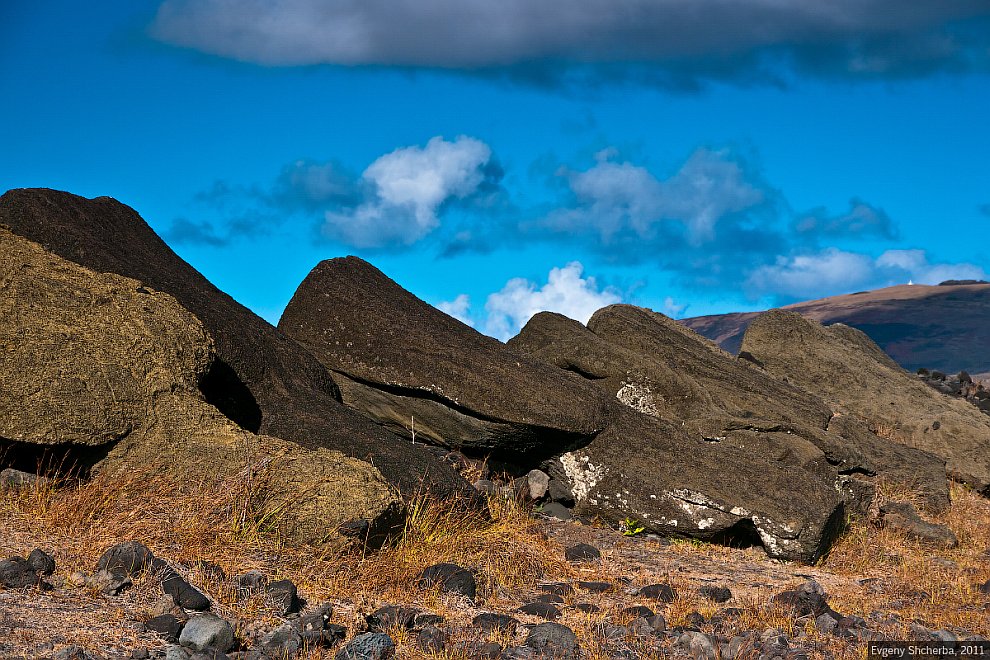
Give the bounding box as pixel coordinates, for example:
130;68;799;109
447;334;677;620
3;1;989;339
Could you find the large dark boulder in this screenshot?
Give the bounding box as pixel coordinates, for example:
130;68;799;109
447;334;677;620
277;257;608;462
0;188;467;498
0;226;404;545
508;309;949;551
741;310;990;496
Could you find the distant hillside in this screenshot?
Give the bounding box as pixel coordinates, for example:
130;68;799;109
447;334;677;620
681;282;990;374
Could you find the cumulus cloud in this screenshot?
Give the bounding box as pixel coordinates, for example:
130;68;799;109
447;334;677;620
172;136;502;249
324;136;498;247
547;147;774;247
483;262;622;340
876;249;988;284
746;247;988;300
435;294;474;327
151;0;990;89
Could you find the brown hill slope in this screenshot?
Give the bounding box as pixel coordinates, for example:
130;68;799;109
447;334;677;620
681;282;990;374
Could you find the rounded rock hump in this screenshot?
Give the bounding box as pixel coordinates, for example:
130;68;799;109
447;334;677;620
741;309;990;495
0;187;469;498
278;257;608;459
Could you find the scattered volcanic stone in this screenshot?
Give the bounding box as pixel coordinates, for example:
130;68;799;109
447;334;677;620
472;613;520;633
26;549;55;576
266;579;302;615
146;615;184;644
416;626;447;654
622;606;656;619
518;602;562;620
366;606;419;632
539;582;574;596
773;580;838;619
178;614;234;653
0;557;42;589
564;543;601;562
335;633;396;660
577;581;613;593
639;583;677;602
699;585;733;603
417;563;476;601
879;501;959;548
96;541;155;578
162;572;211;611
525;622;580;659
538;502;573;520
535;593;565;604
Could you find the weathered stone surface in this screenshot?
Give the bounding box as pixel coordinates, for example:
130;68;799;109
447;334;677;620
178;614;234;652
417;563;476;601
524;622;580;659
335;633;395;660
741;310;989;496
509;310;936;560
277;256;607;460
0;188;470;499
0;227;403;546
879;501;959;548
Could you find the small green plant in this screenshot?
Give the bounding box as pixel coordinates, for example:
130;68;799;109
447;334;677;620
620;516;646;536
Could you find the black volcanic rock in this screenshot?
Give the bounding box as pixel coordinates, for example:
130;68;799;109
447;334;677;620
0;188;468;498
508;311;849;563
277;257;608;462
511;307;949;513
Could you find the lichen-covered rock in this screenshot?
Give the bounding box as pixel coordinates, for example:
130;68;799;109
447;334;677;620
278;257;607;460
0;227;402;546
741;310;990;496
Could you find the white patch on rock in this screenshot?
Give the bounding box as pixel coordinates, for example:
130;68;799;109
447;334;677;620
559;452;606;502
616;381;662;417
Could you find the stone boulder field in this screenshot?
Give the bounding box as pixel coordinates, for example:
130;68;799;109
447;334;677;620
2;189;990;659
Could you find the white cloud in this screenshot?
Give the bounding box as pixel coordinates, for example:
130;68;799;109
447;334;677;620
322;136;495;248
877;249;987;284
548;147;767;245
745;249;876;299
483;262;622;340
436;294;474;327
661;296;687;318
747;247;988;300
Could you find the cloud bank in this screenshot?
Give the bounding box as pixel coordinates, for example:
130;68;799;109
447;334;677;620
152;0;990;89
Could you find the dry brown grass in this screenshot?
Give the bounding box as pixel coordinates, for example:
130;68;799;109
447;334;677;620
2;470;989;659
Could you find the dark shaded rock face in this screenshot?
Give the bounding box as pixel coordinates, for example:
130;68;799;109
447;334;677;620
740;310;990;496
508;310;852;563
277;257;608;463
0;188;468;498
